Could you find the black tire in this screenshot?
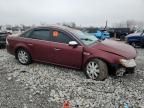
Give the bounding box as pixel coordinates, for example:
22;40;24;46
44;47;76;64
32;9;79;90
16;49;32;65
131;42;136;48
84;59;108;81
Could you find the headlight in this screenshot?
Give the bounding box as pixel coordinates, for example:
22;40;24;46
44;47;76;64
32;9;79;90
120;59;136;68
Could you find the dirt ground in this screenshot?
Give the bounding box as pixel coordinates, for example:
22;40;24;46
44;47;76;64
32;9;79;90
0;48;144;108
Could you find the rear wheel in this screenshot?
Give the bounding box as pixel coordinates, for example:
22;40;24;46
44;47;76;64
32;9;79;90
16;49;31;65
85;59;108;81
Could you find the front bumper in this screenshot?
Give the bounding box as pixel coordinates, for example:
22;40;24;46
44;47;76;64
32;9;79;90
116;67;135;76
110;61;136;76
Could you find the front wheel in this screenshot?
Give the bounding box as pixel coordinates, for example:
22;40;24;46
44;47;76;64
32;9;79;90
85;59;108;81
16;49;32;65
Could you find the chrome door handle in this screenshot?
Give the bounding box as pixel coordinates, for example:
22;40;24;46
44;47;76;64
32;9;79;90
54;48;61;51
28;43;33;46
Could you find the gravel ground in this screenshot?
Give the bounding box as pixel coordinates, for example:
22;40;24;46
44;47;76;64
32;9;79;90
0;48;144;108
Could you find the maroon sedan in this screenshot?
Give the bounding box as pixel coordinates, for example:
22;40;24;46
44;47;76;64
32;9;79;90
6;25;137;80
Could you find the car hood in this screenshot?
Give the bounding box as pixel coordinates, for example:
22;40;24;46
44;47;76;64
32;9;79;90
91;39;137;59
126;33;141;37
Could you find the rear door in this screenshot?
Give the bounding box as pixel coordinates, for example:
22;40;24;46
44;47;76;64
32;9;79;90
49;29;83;68
27;28;53;62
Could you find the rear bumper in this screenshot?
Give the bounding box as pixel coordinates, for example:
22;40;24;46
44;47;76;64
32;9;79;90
6;45;15;55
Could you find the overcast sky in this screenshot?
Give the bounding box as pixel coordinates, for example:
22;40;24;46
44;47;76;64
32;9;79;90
0;0;143;27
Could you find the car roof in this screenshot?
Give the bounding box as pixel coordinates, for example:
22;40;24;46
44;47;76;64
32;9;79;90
22;25;85;46
31;25;78;34
32;25;70;30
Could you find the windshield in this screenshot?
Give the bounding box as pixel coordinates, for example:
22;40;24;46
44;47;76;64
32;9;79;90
136;29;144;33
72;30;99;45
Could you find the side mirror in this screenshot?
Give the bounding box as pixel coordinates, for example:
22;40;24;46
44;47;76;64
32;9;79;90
68;41;78;47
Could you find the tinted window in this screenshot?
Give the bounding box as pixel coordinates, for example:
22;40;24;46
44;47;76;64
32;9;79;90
30;29;50;40
50;31;73;44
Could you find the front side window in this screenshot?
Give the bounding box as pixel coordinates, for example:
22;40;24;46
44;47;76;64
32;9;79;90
29;29;50;41
50;30;73;44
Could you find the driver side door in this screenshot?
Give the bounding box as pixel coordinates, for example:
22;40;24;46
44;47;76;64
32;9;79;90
49;29;83;69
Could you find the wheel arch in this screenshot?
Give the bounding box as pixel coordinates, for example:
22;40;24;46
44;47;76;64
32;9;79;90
83;57;111;74
15;46;31;59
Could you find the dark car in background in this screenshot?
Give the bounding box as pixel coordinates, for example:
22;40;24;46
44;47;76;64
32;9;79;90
84;28;110;40
0;32;11;48
126;30;144;47
7;25;137;80
108;28;133;40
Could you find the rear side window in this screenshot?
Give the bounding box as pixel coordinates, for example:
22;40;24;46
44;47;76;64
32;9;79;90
30;29;50;41
50;30;73;44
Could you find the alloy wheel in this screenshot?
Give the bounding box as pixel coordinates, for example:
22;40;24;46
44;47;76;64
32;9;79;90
17;50;29;64
86;61;100;79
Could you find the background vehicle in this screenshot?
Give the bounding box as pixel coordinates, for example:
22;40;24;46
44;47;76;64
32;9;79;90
0;32;11;48
7;25;137;80
85;28;110;40
107;28;133;40
126;30;144;47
